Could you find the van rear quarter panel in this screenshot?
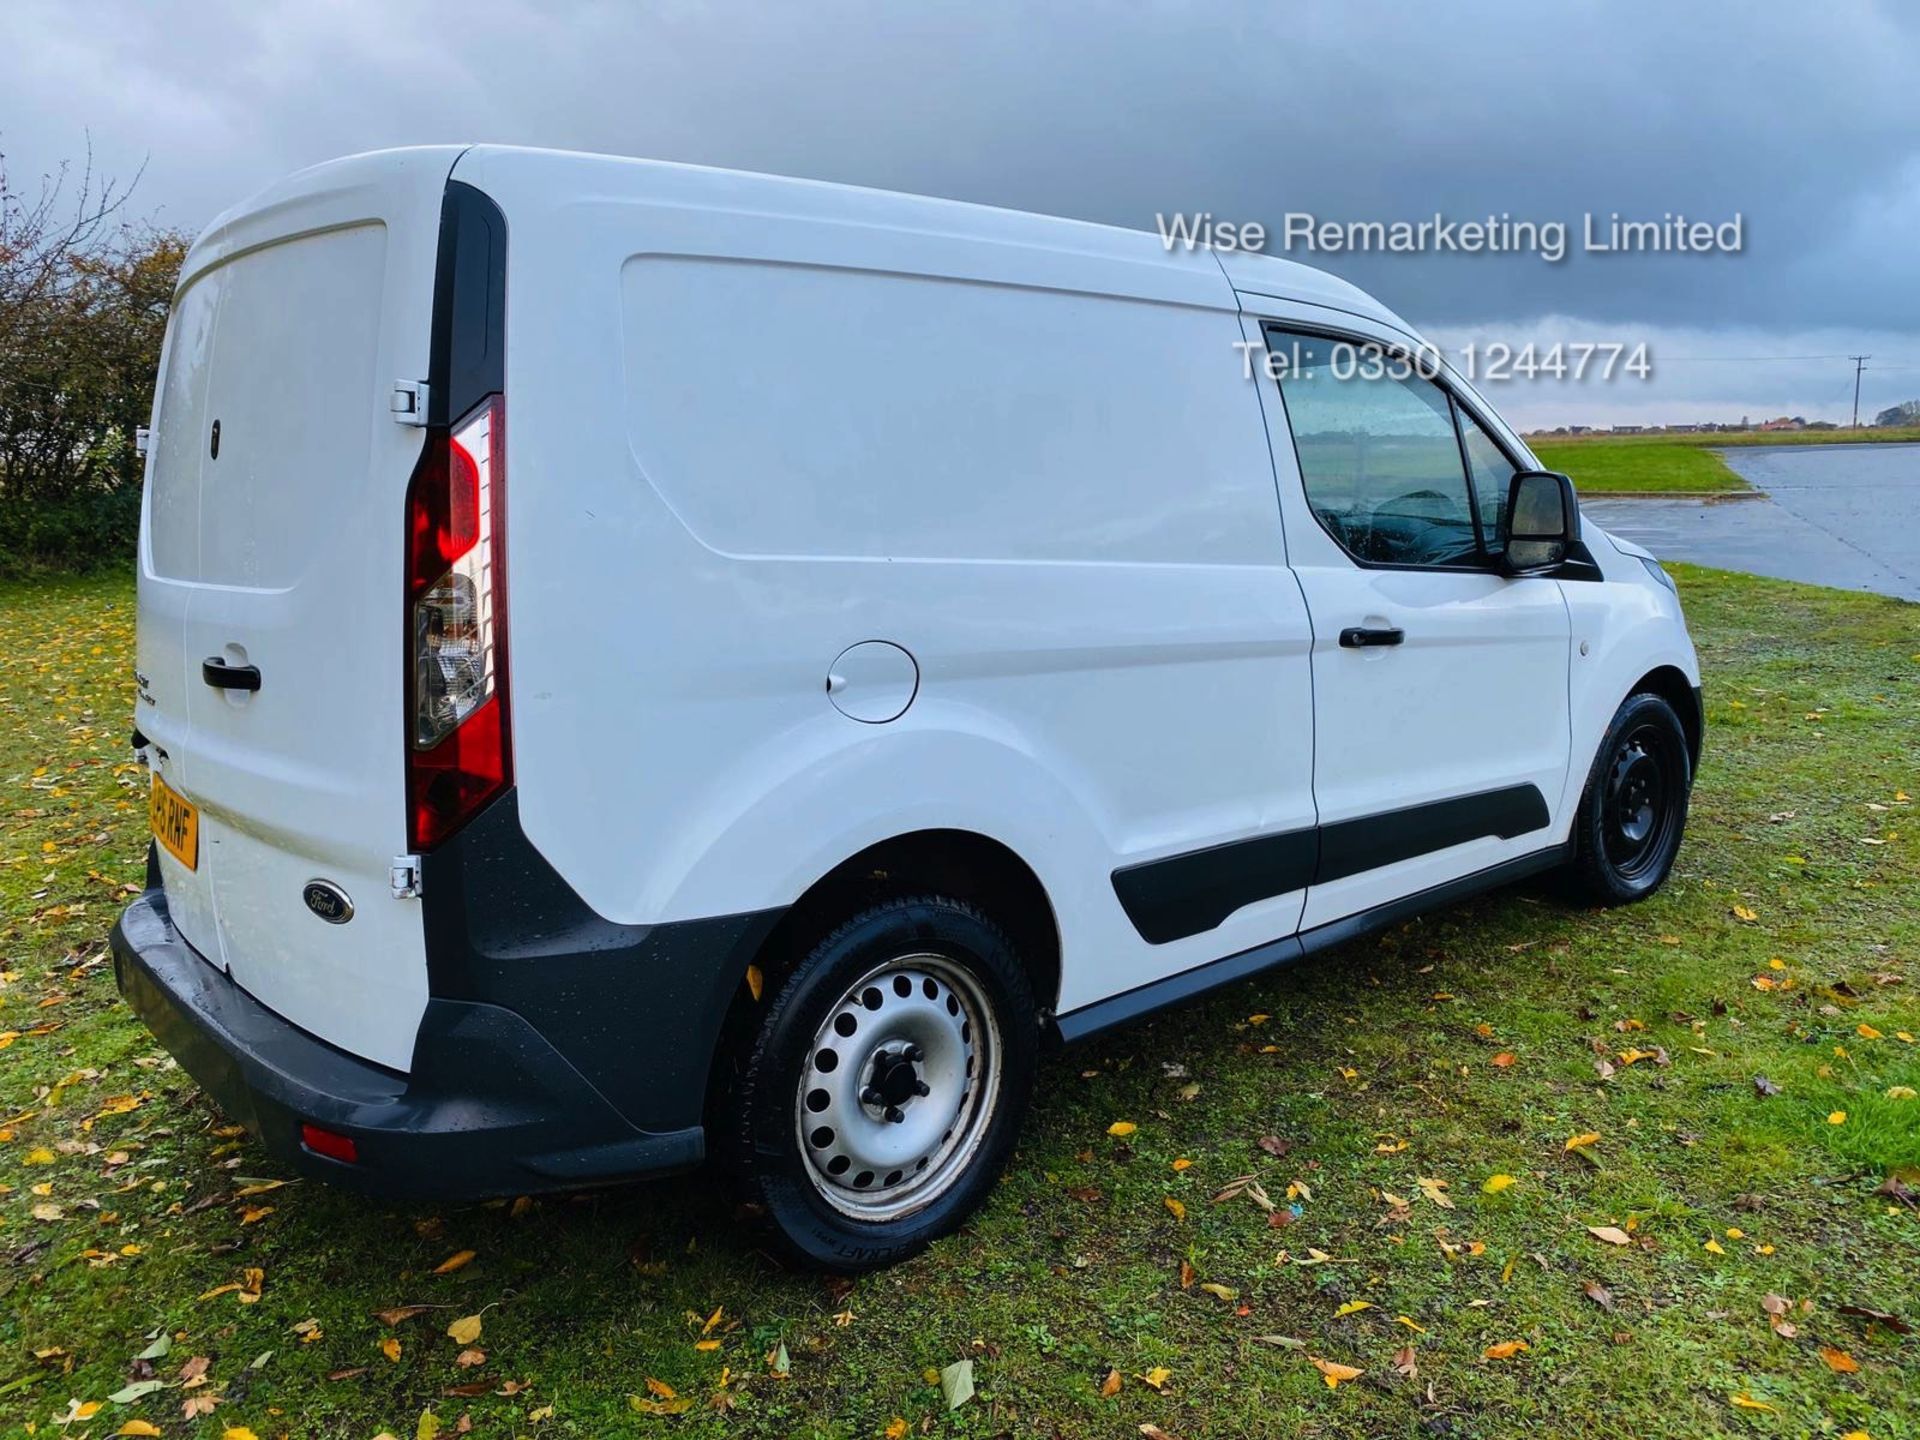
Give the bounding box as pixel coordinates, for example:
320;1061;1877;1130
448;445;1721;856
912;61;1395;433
456;148;1318;1012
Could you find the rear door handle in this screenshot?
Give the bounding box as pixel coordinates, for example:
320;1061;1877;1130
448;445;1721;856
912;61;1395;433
202;657;262;692
1339;626;1404;649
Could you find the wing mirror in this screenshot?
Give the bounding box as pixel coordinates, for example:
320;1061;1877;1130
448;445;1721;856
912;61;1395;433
1502;470;1578;575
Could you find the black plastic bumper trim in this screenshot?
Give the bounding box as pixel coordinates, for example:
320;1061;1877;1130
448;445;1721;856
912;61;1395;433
111;883;706;1200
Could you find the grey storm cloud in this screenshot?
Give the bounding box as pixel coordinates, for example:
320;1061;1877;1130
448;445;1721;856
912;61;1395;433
5;0;1920;423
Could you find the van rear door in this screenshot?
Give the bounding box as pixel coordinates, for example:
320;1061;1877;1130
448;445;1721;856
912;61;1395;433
137;150;460;1071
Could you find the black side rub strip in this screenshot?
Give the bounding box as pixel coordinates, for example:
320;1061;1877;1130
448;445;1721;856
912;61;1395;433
1065;842;1570;1042
1315;782;1549;885
1110;782;1551;945
1111;829;1318;946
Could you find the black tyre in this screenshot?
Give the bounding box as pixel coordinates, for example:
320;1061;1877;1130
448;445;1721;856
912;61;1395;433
1568;691;1692;905
721;896;1038;1271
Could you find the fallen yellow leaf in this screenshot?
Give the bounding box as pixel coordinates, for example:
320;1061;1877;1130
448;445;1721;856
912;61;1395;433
1137;1366;1173;1392
1483;1341;1530;1360
23;1147;54;1165
1334;1300;1372;1317
447;1315;483;1346
1731;904;1758;922
434;1249;476;1274
1730;1394;1775;1413
380;1337;402;1362
1704;1238;1726;1255
1482;1174;1516;1194
1828;1111;1848;1125
1491;1052;1517;1068
1858;1024;1883;1040
745;964;764;1002
1163;1195;1186;1222
1587;1225;1632;1246
888;1419;912;1439
1311;1356;1364;1389
1098;1369;1122;1398
1171;1157;1193;1171
116;1424;164;1438
1107;1121;1137;1137
223;1428;260;1440
1819;1345;1861;1374
1564;1132;1601;1153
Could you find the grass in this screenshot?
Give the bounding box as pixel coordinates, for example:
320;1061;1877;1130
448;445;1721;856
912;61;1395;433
3;567;1917;1439
1531;427;1920;451
1530;440;1750;496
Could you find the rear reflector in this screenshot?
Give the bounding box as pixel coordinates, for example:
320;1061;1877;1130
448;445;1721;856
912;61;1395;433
300;1122;359;1164
406;395;510;850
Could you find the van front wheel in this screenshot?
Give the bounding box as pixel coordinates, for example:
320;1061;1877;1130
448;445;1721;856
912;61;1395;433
1568;691;1692;905
725;896;1037;1271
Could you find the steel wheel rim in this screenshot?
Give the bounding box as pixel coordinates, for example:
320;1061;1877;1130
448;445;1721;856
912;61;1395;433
795;952;1002;1221
1602;722;1681;881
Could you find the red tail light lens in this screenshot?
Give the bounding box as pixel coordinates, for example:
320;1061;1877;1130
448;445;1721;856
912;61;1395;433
406;396;509;849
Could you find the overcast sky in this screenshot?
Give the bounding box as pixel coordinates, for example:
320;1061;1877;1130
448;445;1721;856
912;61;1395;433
5;0;1918;427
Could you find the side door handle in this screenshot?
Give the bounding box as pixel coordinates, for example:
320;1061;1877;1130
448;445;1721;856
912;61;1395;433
1339;626;1405;649
202;657;262;692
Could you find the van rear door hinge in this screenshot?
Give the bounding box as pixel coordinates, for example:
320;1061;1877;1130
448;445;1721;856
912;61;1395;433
390;380;429;427
389;855;424;899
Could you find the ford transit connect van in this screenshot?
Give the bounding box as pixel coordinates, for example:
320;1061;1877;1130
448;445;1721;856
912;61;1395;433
113;145;1702;1270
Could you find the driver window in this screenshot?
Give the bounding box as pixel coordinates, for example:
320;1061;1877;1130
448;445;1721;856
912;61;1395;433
1265;328;1483;568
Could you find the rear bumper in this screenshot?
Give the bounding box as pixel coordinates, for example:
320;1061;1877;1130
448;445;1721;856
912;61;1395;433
111;884;704;1200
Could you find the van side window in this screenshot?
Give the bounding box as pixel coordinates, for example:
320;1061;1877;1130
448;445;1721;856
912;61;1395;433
1459;408;1518;554
1263;328;1484;569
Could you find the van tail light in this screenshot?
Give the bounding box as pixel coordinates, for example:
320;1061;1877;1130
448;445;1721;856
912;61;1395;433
406;395;509;850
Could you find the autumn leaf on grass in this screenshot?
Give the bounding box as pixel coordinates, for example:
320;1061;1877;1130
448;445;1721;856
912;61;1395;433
1333;1300;1372;1318
1583;1281;1615;1311
116;1423;164;1437
1200;1282;1238;1302
1729;1394;1775;1413
1163;1195;1186;1222
1099;1368;1123;1398
1416;1177;1454;1209
446;1314;483;1346
381;1337;402;1362
1136;1366;1173;1393
886;1420;911;1440
1819;1346;1861;1374
1482;1174;1516;1194
1483;1341;1530;1360
373;1306;431;1326
1731;904;1758;922
1310;1356;1364;1389
433;1250;476;1275
940;1358;975;1409
1564;1132;1601;1154
1107;1121;1137;1137
1392;1346;1418;1378
1490;1053;1517;1068
1587;1225;1632;1246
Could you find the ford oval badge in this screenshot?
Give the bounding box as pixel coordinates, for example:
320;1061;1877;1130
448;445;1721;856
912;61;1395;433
303;880;354;924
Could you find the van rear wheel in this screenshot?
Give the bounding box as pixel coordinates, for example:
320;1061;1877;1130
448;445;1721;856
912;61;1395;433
1568;691;1692;905
724;896;1037;1271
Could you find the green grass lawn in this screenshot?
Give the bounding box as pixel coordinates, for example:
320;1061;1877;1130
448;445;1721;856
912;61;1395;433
1531;441;1750;496
2;569;1916;1439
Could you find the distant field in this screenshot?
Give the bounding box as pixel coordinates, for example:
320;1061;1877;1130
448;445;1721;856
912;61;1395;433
1529;440;1749;495
1531;427;1920;451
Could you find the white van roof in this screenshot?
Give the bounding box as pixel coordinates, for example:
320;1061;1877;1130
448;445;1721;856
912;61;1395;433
188;144;1420;338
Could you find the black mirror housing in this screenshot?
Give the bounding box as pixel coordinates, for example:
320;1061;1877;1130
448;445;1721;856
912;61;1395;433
1502;469;1578;575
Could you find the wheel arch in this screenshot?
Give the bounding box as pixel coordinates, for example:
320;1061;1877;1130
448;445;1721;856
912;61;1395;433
704;828;1062;1122
1628;664;1703;773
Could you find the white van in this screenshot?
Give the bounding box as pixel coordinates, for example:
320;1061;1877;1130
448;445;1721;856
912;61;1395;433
113;145;1701;1269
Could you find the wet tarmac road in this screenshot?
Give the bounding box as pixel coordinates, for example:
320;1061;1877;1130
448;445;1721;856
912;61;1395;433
1581;443;1920;602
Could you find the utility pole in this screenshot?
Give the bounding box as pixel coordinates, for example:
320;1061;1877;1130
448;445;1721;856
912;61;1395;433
1850;354;1871;428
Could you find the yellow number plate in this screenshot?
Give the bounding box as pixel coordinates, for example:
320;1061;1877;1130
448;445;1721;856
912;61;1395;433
150;772;199;871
